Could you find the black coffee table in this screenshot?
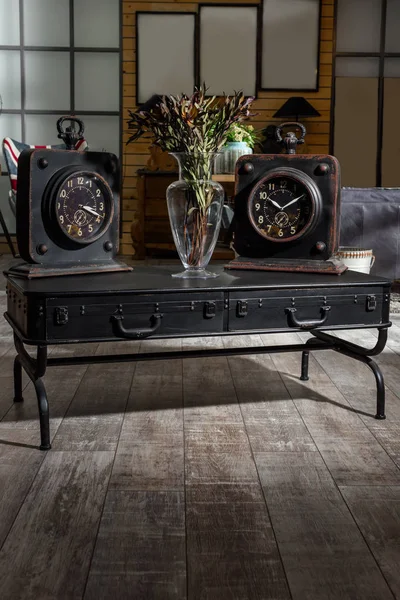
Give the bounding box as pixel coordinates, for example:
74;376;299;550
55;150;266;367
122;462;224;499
3;265;392;450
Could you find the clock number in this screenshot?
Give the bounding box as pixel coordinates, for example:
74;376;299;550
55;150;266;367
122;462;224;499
99;202;104;211
78;177;84;185
259;191;268;200
258;216;264;224
280;180;287;188
89;180;92;187
96;189;101;197
67;180;72;188
88;224;93;233
67;224;72;233
96;216;101;223
78;228;83;237
268;183;275;191
255;202;261;211
267;225;272;233
290;226;296;235
278;229;284;237
57;202;60;209
59;215;64;223
60;189;66;198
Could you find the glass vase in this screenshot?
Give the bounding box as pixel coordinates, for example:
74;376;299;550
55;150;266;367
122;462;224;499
166;152;224;279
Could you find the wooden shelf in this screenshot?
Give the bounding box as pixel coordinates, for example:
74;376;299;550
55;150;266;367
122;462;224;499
212;174;235;182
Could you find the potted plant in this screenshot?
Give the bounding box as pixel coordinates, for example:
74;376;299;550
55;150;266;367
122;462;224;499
127;85;254;278
215;122;259;174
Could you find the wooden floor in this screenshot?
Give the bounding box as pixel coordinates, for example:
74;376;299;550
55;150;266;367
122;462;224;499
1;255;400;600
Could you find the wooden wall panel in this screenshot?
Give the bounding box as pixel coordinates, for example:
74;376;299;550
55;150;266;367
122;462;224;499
121;0;335;256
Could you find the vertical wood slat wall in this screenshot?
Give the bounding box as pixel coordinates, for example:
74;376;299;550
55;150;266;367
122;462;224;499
120;0;335;256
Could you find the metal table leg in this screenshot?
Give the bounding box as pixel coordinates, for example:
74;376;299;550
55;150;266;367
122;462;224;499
310;328;388;420
13;333;50;450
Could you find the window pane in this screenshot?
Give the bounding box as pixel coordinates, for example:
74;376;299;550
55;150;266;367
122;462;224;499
0;114;22;171
74;0;119;48
0;0;20;45
334;78;378;187
75;53;119;111
0;50;21;109
336;57;380;77
25;51;70;110
23;0;69;46
336;0;382;53
386;0;400;52
385;59;400;78
80;115;119;157
0;176;16;235
25;114;64;146
382;78;400;186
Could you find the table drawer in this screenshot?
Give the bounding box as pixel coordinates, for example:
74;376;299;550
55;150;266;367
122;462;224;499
228;287;390;332
46;292;225;342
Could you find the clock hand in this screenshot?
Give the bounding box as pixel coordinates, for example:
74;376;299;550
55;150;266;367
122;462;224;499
281;194;305;210
267;197;282;209
79;205;102;218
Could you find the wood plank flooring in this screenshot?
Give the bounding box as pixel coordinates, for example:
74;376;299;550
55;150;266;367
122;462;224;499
1;255;400;599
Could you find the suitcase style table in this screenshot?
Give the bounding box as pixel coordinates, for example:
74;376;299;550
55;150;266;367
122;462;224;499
3;265;392;450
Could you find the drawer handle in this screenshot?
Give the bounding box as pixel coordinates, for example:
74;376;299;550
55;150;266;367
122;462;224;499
286;306;331;330
111;314;162;339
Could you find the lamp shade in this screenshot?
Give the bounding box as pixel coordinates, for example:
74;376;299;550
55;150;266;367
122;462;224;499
139;94;163;112
273;97;321;119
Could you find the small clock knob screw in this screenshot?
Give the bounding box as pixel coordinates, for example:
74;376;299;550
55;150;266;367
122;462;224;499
38;158;48;169
104;241;113;252
37;244;48;255
242;162;254;174
315;163;330;175
315;241;326;253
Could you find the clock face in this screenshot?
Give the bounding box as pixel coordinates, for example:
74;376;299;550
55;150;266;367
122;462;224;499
54;171;113;244
248;175;315;242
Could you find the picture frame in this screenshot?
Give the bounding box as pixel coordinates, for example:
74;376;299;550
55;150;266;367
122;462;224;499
260;0;322;91
198;4;259;97
136;12;196;106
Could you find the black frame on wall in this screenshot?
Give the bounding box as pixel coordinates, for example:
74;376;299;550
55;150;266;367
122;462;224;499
197;3;260;99
259;0;322;92
330;0;400;186
136;1;323;104
0;0;123;236
135;11;197;107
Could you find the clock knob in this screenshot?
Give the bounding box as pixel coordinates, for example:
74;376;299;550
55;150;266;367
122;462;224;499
242;162;254;174
38;158;48;169
315;163;330;175
315;241;326;253
37;243;48;255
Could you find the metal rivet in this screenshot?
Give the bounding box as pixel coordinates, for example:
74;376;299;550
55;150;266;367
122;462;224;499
38;158;48;169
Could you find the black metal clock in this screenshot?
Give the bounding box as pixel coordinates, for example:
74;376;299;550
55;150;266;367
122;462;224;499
226;123;346;275
9;117;132;278
48;169;114;244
